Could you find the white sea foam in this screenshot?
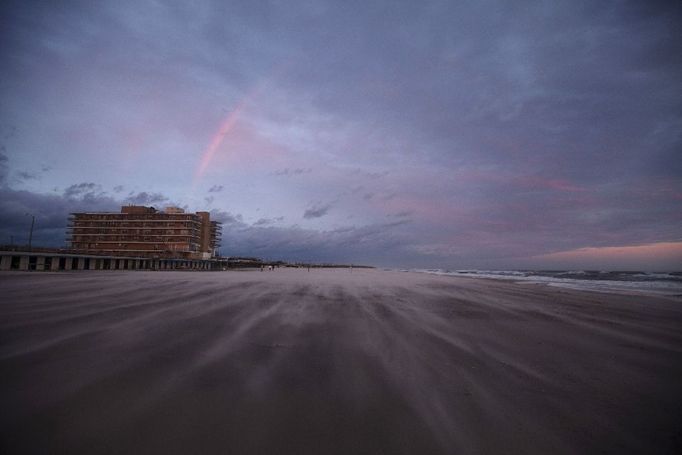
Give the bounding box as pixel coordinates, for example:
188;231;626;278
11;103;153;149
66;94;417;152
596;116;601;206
412;269;682;297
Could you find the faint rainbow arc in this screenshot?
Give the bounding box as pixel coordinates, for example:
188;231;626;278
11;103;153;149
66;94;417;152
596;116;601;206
192;60;293;187
193;99;247;183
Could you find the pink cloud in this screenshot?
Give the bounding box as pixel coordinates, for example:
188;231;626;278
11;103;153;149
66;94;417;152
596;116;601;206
530;242;682;269
451;168;587;193
511;176;587;192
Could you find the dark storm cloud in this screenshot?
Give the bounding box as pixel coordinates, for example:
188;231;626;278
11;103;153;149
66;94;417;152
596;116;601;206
273;168;312;177
0;179;419;265
390;211;413;219
209;208;406;262
15;170;38;181
0;151;8;185
63;183;102;200
238;0;681;190
0;185;187;247
0;172;408;263
210;209;243;226
253;216;284;226
215;215;412;264
125;191;169;206
0;186;119;246
303;202;333;220
210;206;413;263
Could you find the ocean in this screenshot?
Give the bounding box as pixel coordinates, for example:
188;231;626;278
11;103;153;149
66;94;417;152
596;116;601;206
412;269;682;297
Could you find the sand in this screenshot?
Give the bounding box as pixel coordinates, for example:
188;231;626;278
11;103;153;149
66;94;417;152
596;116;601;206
1;268;681;454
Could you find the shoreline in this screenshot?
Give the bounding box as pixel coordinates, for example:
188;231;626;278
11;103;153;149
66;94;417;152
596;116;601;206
405;268;682;300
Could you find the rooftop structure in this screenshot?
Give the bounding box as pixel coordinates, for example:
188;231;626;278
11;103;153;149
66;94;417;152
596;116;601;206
67;206;222;259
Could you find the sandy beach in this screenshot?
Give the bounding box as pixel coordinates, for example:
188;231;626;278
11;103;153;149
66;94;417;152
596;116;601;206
1;268;680;454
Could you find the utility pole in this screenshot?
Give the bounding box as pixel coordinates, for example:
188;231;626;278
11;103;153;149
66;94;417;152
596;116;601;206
26;213;35;251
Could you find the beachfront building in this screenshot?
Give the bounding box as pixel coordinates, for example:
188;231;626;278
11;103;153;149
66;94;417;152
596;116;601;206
67;206;221;259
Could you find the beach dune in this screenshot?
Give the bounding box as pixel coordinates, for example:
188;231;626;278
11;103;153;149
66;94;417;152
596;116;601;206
1;269;680;454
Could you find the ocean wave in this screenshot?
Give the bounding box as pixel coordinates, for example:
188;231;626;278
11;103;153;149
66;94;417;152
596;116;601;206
412;269;682;297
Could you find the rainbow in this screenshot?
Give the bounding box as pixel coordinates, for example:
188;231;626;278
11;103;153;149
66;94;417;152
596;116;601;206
194;100;247;183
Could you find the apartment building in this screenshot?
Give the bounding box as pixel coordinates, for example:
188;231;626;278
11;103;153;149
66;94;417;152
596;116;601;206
67;206;222;259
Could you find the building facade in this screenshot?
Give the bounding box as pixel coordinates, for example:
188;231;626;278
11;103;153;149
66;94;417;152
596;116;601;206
67;206;221;259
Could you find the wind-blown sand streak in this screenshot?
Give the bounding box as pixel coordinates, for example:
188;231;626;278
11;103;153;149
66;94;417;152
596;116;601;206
1;269;681;454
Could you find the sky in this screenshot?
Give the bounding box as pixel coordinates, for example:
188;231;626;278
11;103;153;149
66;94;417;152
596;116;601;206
0;0;681;270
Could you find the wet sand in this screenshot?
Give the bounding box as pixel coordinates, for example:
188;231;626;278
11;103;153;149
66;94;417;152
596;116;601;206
1;269;681;454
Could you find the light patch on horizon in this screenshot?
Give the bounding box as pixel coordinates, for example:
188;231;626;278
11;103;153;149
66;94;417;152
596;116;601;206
529;242;682;271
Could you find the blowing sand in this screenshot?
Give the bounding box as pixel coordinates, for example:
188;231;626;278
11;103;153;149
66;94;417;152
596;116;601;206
1;268;681;454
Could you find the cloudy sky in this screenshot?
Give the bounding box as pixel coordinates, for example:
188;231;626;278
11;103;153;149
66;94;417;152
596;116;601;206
1;0;681;269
